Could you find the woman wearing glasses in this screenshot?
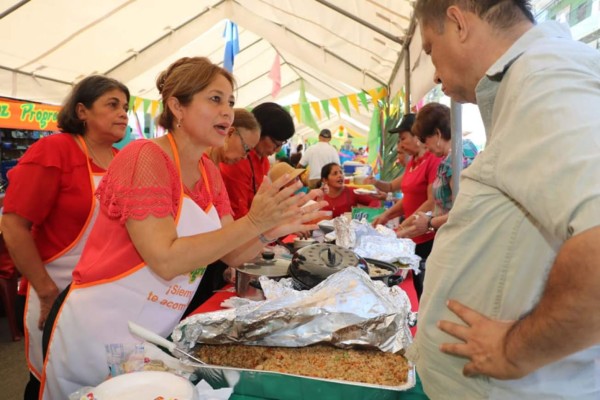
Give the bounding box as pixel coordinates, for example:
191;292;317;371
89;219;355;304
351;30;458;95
206;108;260;166
220;102;296;219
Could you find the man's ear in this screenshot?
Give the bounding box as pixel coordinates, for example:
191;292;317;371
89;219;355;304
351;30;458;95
446;5;469;42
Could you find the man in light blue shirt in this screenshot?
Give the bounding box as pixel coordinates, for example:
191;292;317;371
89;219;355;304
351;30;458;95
412;1;600;399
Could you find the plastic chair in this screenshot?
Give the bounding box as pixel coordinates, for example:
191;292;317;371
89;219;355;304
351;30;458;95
0;275;21;341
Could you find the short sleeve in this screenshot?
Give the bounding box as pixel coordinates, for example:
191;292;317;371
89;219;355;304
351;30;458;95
3;133;82;225
96;140;180;224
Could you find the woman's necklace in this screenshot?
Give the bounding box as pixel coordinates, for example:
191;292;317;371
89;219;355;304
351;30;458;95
84;137;113;169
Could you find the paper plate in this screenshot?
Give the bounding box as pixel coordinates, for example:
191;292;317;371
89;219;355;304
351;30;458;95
354;188;378;195
92;371;198;400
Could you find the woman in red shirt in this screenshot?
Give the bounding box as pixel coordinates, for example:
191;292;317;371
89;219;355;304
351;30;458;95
1;75;130;399
371;114;442;300
320;163;379;218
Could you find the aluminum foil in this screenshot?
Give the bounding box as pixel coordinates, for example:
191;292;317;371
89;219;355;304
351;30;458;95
172;267;413;354
332;217;421;271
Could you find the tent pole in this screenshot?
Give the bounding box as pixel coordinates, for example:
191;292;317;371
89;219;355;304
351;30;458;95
315;0;403;44
404;49;411;114
450;100;463;195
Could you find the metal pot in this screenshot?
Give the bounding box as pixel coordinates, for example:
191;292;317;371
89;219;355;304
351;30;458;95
287;243;368;290
236;252;290;300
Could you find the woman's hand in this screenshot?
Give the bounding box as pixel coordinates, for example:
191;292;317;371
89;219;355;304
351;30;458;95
264;189;331;240
37;283;60;330
406;211;430;237
247;174;305;233
372;212;389;227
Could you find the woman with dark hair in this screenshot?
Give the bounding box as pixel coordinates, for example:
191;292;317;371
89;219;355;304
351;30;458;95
399;102;478;237
40;57;326;399
1;75;130;399
319;162;379;218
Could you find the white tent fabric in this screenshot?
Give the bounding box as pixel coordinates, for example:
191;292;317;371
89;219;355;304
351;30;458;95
0;0;436;138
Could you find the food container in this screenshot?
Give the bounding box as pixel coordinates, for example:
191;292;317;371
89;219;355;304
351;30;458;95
364;258;405;286
236;252;289;300
191;361;415;400
287;243;368;290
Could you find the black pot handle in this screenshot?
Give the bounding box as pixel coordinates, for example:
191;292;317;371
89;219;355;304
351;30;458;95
248;280;263;290
387;274;405;287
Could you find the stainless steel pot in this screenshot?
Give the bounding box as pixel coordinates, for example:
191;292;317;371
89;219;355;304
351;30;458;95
236;252;290;300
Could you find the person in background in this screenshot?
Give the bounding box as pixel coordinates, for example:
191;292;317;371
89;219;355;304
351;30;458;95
298;129;341;189
367;114;416;196
0;75;129;400
220;102;295;219
290;143;303;167
412;1;600;399
205;108;260;166
397;102;478;237
371;113;442;301
40;57;327;399
318;163;379;218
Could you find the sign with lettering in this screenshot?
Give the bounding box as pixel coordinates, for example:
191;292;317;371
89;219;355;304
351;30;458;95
0;98;60;131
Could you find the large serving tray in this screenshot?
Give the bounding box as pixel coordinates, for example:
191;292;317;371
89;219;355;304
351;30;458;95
191;361;416;400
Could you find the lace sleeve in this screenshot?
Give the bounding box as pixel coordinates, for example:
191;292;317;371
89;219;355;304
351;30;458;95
96;140;181;224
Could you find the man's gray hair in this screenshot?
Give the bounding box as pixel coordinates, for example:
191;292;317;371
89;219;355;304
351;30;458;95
414;0;534;32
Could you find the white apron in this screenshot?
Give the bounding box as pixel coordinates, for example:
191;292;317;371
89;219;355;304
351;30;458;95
40;135;221;400
25;136;104;379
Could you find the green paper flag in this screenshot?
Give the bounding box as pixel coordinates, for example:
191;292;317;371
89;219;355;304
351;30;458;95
358;92;370;111
339;95;351;116
367;106;381;166
299;81;320;133
128;96;136;112
320;100;331;119
143;99;151;114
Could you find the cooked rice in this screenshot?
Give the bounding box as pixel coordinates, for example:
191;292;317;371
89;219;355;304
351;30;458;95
194;344;409;386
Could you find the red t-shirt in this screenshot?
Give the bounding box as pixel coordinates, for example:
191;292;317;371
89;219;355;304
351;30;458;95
73;140;232;284
401;151;442;244
323;186;379;218
219;150;270;219
3;133;105;261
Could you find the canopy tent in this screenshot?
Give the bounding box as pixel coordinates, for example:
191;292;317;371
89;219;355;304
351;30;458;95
0;0;436;139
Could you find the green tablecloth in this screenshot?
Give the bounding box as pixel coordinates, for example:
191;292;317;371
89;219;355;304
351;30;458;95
228;372;429;400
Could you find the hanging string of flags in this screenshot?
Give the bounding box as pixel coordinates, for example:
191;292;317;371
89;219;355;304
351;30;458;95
285;87;387;124
127;86;388;122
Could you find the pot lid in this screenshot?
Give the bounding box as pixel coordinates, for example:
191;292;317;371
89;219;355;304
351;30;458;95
288;243;368;289
239;251;290;277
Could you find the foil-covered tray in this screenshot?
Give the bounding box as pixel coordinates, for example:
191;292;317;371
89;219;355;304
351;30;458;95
173;268;413;353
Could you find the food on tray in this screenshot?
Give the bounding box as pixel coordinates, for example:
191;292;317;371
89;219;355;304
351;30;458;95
367;263;392;277
194;344;409;386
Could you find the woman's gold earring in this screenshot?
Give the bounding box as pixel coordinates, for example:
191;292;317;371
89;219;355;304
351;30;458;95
176;119;181;128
